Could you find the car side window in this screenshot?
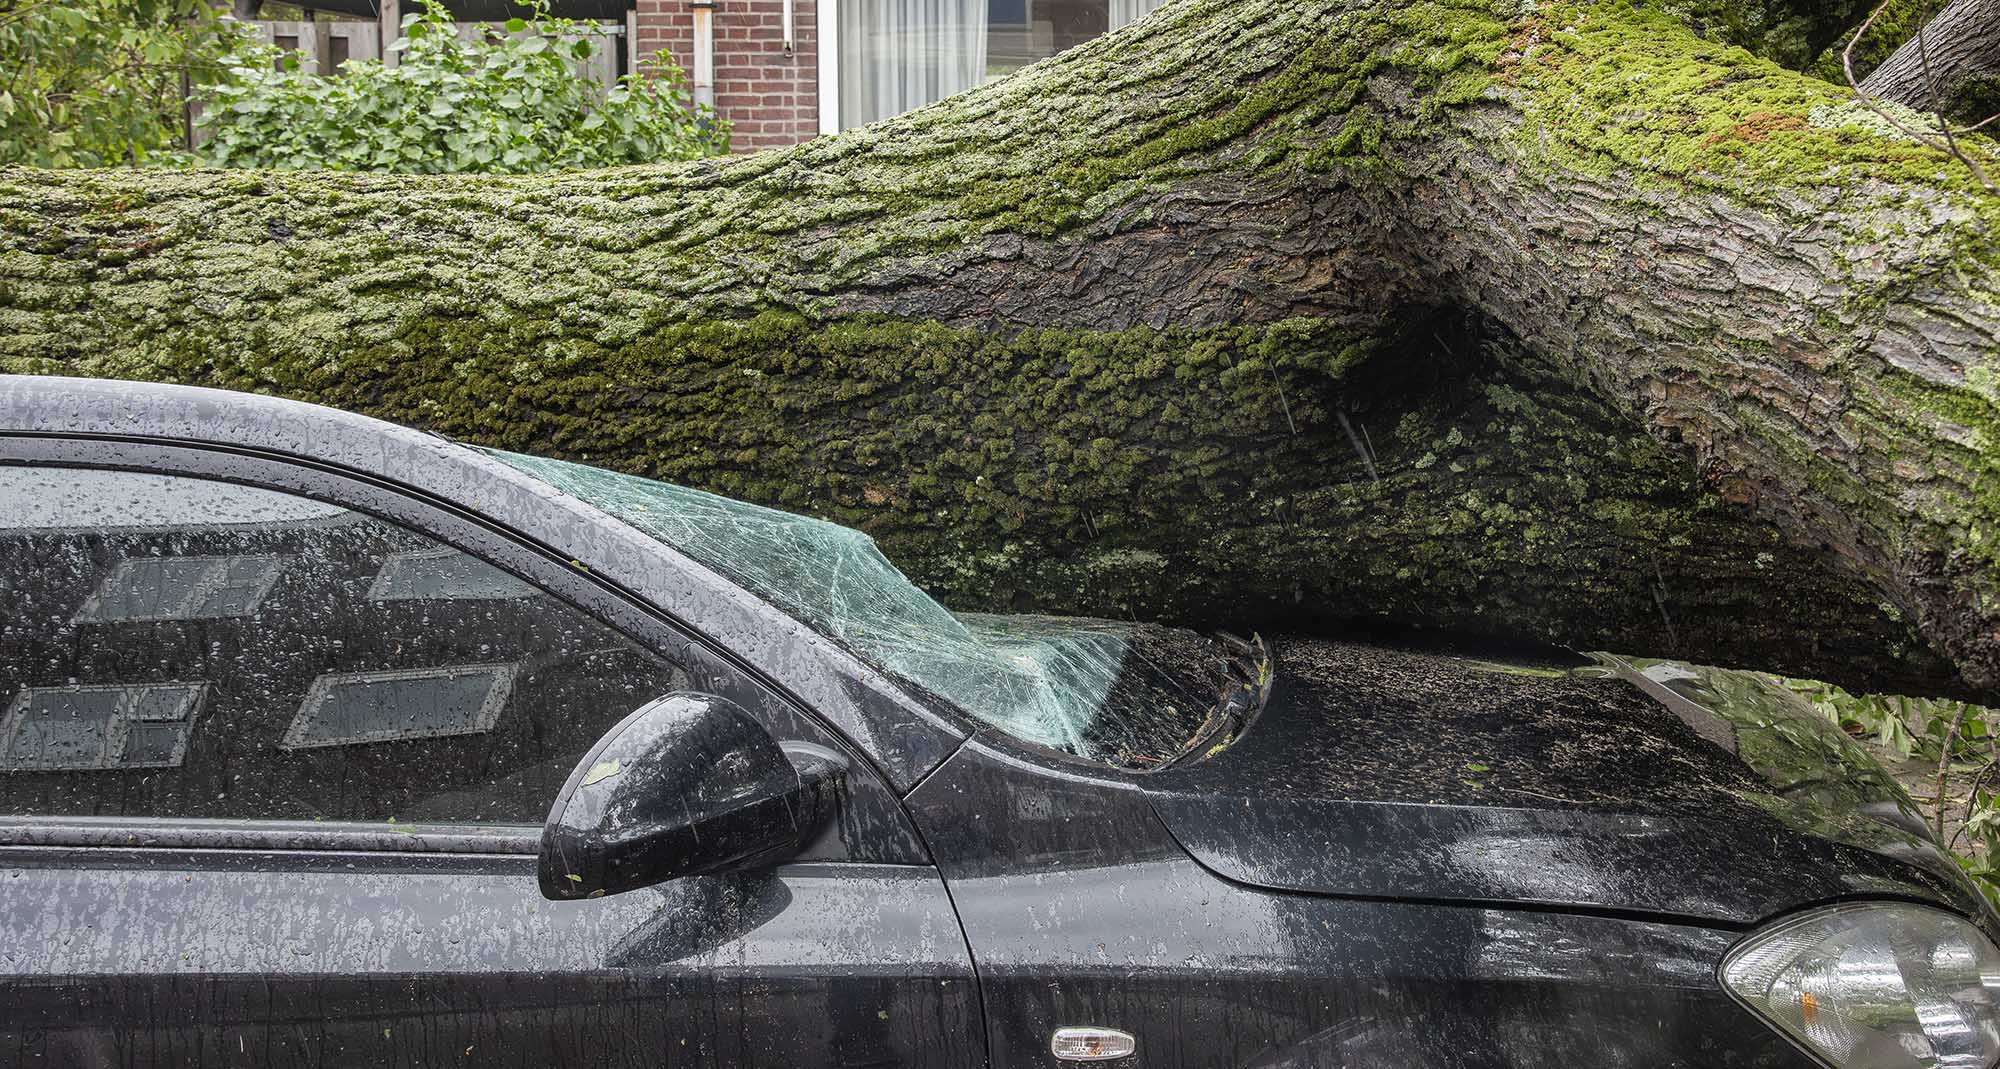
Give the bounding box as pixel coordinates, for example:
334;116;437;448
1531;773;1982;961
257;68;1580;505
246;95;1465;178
0;465;691;825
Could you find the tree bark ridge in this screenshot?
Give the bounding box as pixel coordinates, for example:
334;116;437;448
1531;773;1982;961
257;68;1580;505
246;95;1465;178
2;0;1998;697
1859;0;2000;115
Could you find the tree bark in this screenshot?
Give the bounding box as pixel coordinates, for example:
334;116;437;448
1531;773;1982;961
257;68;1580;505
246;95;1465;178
2;0;1997;698
1859;0;2000;113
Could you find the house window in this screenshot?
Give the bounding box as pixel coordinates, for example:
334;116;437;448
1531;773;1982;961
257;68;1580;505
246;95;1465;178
829;0;1168;130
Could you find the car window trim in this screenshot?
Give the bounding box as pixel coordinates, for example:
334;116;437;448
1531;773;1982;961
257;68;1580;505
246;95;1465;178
0;815;541;855
0;428;969;789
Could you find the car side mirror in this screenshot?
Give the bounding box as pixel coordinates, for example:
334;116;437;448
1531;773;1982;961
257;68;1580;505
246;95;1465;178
538;692;842;901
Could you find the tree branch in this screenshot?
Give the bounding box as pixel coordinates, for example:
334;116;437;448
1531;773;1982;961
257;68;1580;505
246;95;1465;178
1845;0;1998;191
2;0;1998;697
1859;0;2000;112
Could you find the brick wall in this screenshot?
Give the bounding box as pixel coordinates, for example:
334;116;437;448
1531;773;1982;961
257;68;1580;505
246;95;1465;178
633;0;820;152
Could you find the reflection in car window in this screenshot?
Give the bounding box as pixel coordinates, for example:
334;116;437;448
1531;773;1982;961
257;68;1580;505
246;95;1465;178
368;549;539;602
283;664;516;749
0;466;689;824
76;554;282;622
1;683;204;770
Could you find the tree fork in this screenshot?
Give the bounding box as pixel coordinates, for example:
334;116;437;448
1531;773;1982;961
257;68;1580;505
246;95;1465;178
1;0;1997;696
1857;0;2000;118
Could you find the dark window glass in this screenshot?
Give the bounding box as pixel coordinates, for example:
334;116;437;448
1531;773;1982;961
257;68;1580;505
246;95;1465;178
0;466;688;824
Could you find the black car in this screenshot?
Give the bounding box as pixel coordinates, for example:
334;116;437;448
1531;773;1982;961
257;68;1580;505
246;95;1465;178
0;374;1996;1069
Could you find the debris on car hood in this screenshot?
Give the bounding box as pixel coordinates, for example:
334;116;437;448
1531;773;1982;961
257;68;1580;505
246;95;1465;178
1141;634;1992;928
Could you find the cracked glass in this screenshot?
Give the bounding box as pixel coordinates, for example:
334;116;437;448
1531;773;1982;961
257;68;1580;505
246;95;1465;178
483;449;1240;768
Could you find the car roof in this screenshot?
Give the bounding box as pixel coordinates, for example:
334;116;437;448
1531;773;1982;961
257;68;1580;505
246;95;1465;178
0;375;480;469
0;375;966;788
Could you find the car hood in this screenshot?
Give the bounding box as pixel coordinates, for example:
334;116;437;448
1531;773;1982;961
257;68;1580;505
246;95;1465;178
1140;635;1992;928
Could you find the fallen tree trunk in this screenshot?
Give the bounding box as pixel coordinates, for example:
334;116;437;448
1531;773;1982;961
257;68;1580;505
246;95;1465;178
1859;0;2000;114
2;0;1996;698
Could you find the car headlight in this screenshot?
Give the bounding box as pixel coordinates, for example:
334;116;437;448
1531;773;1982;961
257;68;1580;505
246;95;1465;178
1723;902;2000;1068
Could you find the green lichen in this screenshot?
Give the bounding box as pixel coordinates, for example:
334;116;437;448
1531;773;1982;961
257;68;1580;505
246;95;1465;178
1874;366;2000;569
10;303;1947;691
948;0;1513;226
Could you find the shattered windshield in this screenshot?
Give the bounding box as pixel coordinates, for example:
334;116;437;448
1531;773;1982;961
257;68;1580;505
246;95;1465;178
482;449;1237;767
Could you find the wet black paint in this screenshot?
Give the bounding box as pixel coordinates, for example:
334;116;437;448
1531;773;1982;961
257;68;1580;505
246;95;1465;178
1;375;1995;1067
538;692;841;899
1145;636;1990;926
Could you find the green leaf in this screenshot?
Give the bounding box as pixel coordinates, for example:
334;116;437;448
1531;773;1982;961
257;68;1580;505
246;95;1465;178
18;0;726;175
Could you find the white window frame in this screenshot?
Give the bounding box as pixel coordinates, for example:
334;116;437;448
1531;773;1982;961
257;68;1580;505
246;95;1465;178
818;0;841;135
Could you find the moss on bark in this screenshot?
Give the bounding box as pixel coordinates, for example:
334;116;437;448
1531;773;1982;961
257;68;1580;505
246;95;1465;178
19;297;1950;692
2;0;1997;697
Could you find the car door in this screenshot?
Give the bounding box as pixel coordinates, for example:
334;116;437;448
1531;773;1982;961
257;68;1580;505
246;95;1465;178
0;449;983;1069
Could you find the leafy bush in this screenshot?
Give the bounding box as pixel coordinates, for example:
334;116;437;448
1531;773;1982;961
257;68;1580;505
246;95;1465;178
199;0;726;172
0;0;243;167
1789;677;2000;905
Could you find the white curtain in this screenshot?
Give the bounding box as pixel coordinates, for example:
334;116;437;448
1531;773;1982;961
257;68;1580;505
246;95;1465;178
1109;0;1167;31
840;0;989;128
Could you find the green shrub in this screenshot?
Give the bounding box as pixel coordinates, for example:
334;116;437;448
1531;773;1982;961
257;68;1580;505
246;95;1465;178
1790;677;2000;907
0;0;244;167
198;0;727;173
